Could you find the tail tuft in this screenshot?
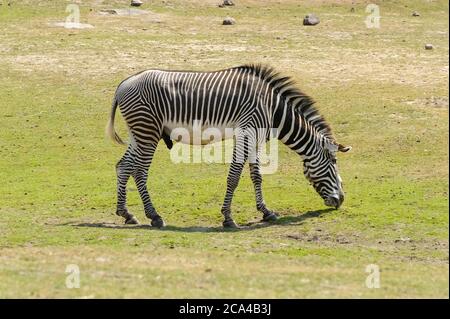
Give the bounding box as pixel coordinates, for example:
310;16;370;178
106;97;126;145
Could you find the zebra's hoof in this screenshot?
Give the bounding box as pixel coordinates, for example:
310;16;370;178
263;212;278;222
223;219;239;229
125;216;139;225
151;217;165;228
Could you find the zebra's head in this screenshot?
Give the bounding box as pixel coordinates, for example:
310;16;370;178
303;140;351;209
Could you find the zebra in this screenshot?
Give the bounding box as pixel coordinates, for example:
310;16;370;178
106;64;351;228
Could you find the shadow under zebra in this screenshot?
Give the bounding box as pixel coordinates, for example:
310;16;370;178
63;208;334;233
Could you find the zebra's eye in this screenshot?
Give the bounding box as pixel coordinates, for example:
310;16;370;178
331;158;337;164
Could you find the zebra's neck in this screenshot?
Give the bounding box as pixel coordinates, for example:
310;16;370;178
272;100;324;158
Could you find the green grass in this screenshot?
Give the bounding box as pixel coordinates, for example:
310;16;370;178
0;0;448;298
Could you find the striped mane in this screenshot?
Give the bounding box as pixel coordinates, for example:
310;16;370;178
236;64;335;141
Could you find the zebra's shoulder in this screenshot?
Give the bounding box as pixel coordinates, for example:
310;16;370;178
234;63;334;141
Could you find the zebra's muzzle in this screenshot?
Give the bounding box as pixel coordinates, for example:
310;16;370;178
324;195;343;209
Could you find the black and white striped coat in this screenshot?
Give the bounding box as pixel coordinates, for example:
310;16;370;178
107;64;351;228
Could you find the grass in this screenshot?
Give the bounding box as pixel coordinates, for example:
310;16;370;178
0;0;448;298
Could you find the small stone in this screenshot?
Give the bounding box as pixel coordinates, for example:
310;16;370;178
130;0;143;7
395;237;411;243
99;8;149;16
303;14;320;26
51;22;94;29
222;17;236;25
425;43;434;50
220;0;234;6
412;11;420;17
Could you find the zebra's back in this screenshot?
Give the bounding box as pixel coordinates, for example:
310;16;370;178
117;67;269;145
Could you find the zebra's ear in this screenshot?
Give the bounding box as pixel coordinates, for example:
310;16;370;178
338;144;352;152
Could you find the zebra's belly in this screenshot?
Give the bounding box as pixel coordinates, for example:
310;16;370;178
163;121;236;145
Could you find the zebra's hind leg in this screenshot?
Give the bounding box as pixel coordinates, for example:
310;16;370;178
115;147;139;225
221;160;246;228
249;160;278;222
132;142;165;228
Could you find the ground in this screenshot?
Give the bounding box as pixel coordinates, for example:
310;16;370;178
0;0;448;298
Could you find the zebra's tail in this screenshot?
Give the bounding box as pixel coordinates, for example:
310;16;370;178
106;96;126;145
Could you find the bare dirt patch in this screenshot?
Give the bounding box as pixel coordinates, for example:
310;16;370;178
404;96;449;108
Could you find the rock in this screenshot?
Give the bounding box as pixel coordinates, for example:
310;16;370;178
130;0;143;7
218;0;234;7
99;9;117;15
425;43;434;50
412;11;420;17
50;22;94;29
395;237;411;243
99;8;149;16
303;14;320;26
222;17;236;25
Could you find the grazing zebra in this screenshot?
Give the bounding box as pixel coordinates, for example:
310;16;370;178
106;64;351;228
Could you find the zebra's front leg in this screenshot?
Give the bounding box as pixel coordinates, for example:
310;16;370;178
249;160;278;222
115;147;139;225
132;143;165;228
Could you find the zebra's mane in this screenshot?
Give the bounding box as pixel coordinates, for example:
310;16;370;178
235;64;335;141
